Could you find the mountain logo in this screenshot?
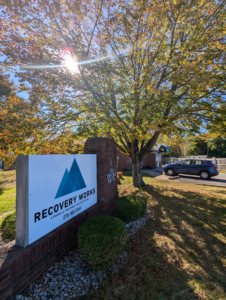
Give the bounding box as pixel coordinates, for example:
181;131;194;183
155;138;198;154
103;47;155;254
55;158;86;199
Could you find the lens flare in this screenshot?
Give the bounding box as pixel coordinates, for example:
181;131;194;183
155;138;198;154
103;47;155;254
21;55;108;72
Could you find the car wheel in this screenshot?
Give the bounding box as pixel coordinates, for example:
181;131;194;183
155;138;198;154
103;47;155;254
200;171;210;179
167;168;174;176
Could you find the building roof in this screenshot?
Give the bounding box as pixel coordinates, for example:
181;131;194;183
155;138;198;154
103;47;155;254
152;143;161;151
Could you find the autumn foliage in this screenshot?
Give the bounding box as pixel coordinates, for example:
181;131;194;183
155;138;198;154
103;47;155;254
1;0;226;185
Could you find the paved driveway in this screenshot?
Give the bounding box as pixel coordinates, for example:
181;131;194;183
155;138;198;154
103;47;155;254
142;168;226;187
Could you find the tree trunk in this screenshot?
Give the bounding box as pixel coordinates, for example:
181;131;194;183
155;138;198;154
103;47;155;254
131;141;145;187
132;158;145;187
130;133;161;187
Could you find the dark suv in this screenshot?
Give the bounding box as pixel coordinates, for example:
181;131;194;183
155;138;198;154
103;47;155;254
163;159;219;179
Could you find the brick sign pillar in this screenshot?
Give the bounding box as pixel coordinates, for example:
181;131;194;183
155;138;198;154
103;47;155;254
84;137;117;215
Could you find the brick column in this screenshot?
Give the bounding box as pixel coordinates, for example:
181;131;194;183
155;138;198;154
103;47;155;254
84;137;117;215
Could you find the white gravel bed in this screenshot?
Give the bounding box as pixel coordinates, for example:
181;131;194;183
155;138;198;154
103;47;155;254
16;212;150;300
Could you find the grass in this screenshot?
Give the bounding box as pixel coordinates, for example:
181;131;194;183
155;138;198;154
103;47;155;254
0;170;16;238
120;170;153;178
82;171;226;300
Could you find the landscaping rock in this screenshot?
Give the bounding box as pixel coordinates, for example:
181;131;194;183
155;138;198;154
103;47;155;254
16;208;151;300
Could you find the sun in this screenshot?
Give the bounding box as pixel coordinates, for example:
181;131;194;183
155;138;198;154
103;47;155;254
62;53;79;74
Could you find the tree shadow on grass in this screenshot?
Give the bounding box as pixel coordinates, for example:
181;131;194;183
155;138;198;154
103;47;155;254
82;199;201;300
122;170;132;177
82;220;199;300
83;182;226;300
141;185;226;299
142;172;153;178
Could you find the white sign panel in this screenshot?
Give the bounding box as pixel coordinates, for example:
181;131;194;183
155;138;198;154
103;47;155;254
28;155;97;244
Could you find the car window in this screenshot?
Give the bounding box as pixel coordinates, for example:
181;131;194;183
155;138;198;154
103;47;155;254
190;160;196;165
195;161;202;165
180;160;191;165
201;161;208;164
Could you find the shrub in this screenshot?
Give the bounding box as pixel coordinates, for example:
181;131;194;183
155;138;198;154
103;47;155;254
116;195;147;223
1;211;16;242
78;215;127;270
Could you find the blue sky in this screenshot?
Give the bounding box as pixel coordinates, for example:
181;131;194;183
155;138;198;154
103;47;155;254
0;55;29;100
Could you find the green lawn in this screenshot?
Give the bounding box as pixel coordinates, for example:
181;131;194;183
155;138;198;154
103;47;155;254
83;171;226;300
0;170;16;227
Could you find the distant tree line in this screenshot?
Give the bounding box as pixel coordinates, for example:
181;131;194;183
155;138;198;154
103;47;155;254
161;134;226;158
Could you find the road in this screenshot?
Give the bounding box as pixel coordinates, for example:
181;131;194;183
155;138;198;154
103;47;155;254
142;168;226;187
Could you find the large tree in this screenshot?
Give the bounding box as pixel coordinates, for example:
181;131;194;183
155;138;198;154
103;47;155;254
1;0;226;186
